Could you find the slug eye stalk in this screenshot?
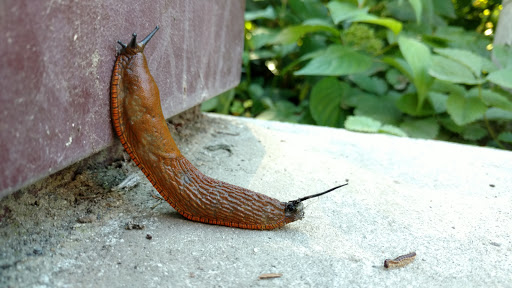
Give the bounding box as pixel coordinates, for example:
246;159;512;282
117;26;159;53
296;183;348;202
284;182;348;213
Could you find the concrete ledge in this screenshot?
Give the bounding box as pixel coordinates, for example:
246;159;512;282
1;113;511;287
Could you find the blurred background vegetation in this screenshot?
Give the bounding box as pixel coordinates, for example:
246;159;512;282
202;0;512;150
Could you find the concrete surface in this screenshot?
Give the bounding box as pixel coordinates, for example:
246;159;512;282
0;0;244;197
1;113;511;287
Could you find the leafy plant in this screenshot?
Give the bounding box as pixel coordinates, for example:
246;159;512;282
202;0;512;149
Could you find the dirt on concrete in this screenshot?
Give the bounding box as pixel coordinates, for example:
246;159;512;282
0;107;222;287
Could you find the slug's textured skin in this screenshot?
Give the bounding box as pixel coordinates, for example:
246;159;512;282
111;27;303;230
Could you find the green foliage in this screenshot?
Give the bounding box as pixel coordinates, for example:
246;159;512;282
294;45;373;76
342;24;384;54
310;77;348;127
397;36;433;110
202;0;512;150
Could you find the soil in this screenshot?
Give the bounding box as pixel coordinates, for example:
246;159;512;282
0;106;225;287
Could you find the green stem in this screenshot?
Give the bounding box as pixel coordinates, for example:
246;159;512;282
478;85;504;148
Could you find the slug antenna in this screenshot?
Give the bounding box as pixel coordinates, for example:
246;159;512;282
117;41;127;49
140;26;160;48
128;33;138;48
296;182;348;203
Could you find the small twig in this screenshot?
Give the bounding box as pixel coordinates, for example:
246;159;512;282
150;193;166;210
258;273;283;280
215;130;240;136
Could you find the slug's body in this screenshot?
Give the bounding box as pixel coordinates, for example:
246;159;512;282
111;27;345;230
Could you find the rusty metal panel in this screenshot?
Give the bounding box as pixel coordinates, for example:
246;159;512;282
0;0;245;197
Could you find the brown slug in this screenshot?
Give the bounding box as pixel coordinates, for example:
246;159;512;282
110;26;347;230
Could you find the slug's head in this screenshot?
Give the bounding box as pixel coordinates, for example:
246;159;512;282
117;26;159;55
283;182;348;224
283;200;305;223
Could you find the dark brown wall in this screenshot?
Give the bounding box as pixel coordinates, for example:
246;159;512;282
0;0;245;197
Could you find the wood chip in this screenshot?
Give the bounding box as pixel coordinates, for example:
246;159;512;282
112;174;141;191
258;273;282;280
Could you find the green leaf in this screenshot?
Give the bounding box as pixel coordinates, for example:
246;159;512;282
230;100;245;115
217;89;236;114
498;132;512;143
428;92;447;113
429;55;483;85
399;117;439;139
201;97;218;112
439;116;463;133
271;23;339;45
433;0;455;18
248;29;279;50
256;101;302;123
396;93;435;116
492;45;512;69
350;74;388;95
486;108;512;120
387;0;416;22
379;124;408;137
419;0;434;32
327;1;402;34
302;18;334;27
385;69;408;90
309;77;348;127
297;49;327;62
382;57;413;81
327;1;368;24
295;45;373;76
440;118;487;142
351;15;403;35
201;89;235;114
430;79;466;95
280;49;326;75
248;83;264;99
487;68;512;89
446;92;487;125
468;88;512;111
353;94;402;124
289;0;329;20
398;36;433;110
434;48;497;76
440;117;487;142
407;0;422;23
434;26;490;56
344;116;382;132
248;49;277;60
461;125;487;141
342;87;371;108
245;6;276;21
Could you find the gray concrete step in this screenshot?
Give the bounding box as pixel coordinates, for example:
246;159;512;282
1;113;511;287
